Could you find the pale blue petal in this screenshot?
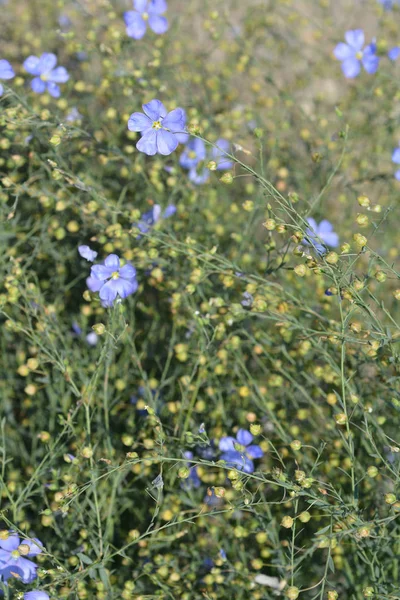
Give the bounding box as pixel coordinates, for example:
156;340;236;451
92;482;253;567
24;592;50;600
47;66;69;83
126;13;147;39
333;43;354;61
99;281;118;304
0;533;20;551
362;52;379;74
104;254;120;269
246;445;264;459
218;436;236;451
128;111;152;131
344;29;365;51
91;265;114;280
318;220;334;233
134;0;147;11
37;53;57;75
78;245;98;262
47;82;61;98
0;84;3;96
162;107;185;132
142;99;167;121
0;60;15;80
31;77;46;94
25;538;43;557
395;169;400;180
148;14;168;34
119;264;137;279
156;129;178;155
23;55;41;75
163;204;176;218
322;232;339;247
137;129;158;155
113;277;138;299
392;148;400;164
341;57;361;78
388;47;400;60
86;276;104;292
148;0;168;14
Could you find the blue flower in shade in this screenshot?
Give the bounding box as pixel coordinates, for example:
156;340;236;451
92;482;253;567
180;138;233;185
136;203;176;234
0;532;43;584
218;429;263;474
392;146;400;180
388;47;400;60
128;99;186;156
181;451;201;489
124;0;168;40
72;322;98;346
304;218;339;254
334;30;379;78
87;254;138;307
78;245;98;262
24;592;50;600
23;53;69;98
0;60;15;97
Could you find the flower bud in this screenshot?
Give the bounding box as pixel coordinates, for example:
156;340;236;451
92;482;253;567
353;233;367;247
335;413;347;425
250;424;262;435
374;271;386;282
281;516;294;529
328;592;338;600
325;252;339;265
363;587;374;598
356;214;369;227
385;493;396;505
340;243;350;253
178;467;190;479
286;586;300;599
290;440;302;451
357;195;370;207
92;323;106;335
299;511;311;523
263;218;276;230
294;264;306;277
220;173;233;184
393;289;400;300
81;446;93;459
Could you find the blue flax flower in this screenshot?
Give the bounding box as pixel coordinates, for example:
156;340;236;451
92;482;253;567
0;531;43;584
87;254;138;307
218;429;263;474
180;138;233;185
304;218;339;254
136;204;176;234
24;593;50;600
124;0;168;40
23;53;69;97
378;0;400;8
182;451;201;489
78;245;98;262
128;99;186;156
388;47;400;60
392;146;400;180
334;30;379;78
0;60;15;97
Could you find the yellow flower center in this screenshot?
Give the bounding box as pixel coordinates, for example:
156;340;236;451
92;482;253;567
188;151;197;159
40;73;49;82
356;51;363;60
111;271;120;280
152;120;162;130
11;550;20;559
142;12;149;21
234;443;246;453
18;543;30;556
0;531;9;540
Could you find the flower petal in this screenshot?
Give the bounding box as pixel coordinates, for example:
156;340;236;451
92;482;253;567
395;169;400;180
163;204;176;218
189;167;209;185
47;66;69;83
0;59;15;80
25;538;43;557
90;264;114;280
0;533;20;551
119;264;137;280
388;46;400;61
99;281;118;304
392;148;400;164
148;14;168;34
0;83;3;96
322;232;339;247
156;129;178;155
318;220;334;233
341;57;361;78
24;592;50;600
47;82;61;98
148;0;168;14
162;107;185;132
213;138;233;170
142;99;167;121
23;55;41;75
133;0;147;11
86;276;104;292
137;129;158;155
78;245;98;262
344;29;365;51
128;111;152;132
236;429;253;446
31;77;46;94
333;42;354;61
362;51;379;74
104;254;120;269
246;445;264;459
219;436;236;451
113;277;138;299
37;53;58;75
126;13;147;39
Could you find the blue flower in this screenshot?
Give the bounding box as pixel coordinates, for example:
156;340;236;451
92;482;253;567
0;59;15;97
23;53;69;98
135;203;176;234
124;0;168;40
72;322;98;346
24;592;50;600
334;30;379;78
128;99;186;156
87;254;138;307
218;429;263;474
304;218;339;254
78;245;98;262
392;146;400;180
0;532;43;584
180;138;233;185
388;47;400;61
